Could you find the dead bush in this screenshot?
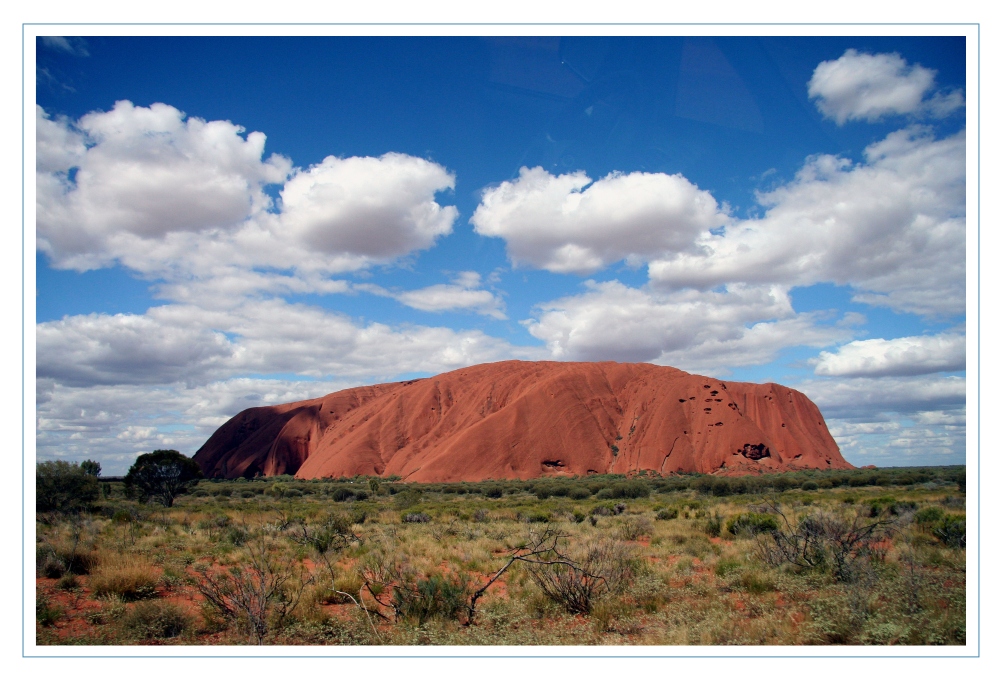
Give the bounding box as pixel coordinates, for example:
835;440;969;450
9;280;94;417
754;499;899;582
524;537;638;614
614;516;653;541
195;532;311;644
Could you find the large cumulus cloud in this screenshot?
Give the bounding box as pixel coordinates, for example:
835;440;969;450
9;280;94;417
36;101;459;291
648;127;965;317
471;167;726;274
37;101;292;270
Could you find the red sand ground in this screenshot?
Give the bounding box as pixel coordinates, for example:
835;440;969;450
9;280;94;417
194;360;850;481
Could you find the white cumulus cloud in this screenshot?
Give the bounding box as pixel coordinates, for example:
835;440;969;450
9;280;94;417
36;102;460;299
808;49;964;125
471;166;726;274
812;332;965;377
648;127;965;317
37;101;292;270
278;153;457;259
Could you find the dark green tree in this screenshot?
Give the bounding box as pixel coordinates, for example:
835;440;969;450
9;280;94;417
36;460;99;513
80;459;101;477
124;450;203;507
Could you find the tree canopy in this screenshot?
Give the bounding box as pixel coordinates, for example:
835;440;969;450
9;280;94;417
124;449;203;507
36;460;99;513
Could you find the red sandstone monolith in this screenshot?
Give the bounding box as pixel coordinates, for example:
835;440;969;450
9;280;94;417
193;360;851;481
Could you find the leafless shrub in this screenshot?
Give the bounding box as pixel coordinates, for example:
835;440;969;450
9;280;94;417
522;533;638;614
284;513;360;580
195;531;311;644
614;516;653;541
754;498;900;582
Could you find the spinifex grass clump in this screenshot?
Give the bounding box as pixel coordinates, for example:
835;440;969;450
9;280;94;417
89;553;160;600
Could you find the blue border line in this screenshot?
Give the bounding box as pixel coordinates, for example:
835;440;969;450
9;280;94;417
21;22;979;26
23;24;980;660
975;21;981;661
21;20;25;663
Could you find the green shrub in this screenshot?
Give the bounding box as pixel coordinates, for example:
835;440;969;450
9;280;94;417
330;488;354;502
225;527;250;546
656;507;679;521
37;542;98;577
118;600;192;639
37;544;65;579
393;574;470;624
715;556;741;577
36;593;62;627
56;573;80;590
867;496;916;516
523;511;550;523
711;478;731;496
394;490;421;509
932;514;966;548
726;512;779;537
915;506;945;526
568;487;591;500
705;512;723;538
595;480;650;500
801;481;819;491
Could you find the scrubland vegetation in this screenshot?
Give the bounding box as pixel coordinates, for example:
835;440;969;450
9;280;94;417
36;464;966;646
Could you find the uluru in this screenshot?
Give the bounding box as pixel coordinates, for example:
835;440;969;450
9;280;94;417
193;360;851;482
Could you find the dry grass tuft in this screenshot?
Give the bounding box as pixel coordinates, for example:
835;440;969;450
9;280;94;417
89;552;160;600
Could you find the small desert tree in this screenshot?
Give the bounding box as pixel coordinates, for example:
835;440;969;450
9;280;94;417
36;460;99;513
125;450;203;507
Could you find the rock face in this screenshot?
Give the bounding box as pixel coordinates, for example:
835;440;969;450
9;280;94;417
193;361;851;481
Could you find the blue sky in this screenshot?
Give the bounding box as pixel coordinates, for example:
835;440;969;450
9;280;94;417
34;35;968;474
